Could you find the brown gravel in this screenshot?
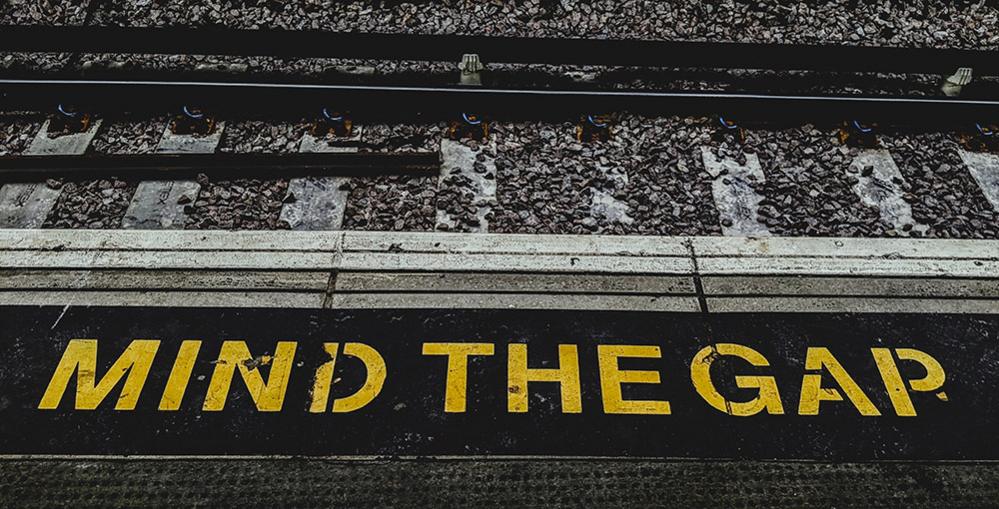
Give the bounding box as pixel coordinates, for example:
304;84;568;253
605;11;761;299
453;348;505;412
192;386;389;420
723;126;894;237
342;175;437;231
184;175;289;230
490;117;721;235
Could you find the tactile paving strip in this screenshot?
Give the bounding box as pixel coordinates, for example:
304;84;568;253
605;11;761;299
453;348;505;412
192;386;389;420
1;459;998;508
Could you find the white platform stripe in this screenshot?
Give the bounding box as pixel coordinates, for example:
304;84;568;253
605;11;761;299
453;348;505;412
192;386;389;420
1;230;996;312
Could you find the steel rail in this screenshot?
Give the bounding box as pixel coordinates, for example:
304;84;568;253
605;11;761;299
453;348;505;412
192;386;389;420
2;78;998;122
0;25;993;75
0;151;440;182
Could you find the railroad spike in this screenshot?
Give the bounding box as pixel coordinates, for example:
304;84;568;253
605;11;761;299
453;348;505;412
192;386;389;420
170;106;216;136
459;53;485;86
577;114;612;143
960;122;999;152
449;112;488;140
312;108;353;138
941;67;973;97
46;104;92;135
713;116;745;144
840;120;879;148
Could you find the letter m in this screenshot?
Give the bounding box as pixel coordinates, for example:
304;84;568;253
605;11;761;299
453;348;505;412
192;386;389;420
38;339;160;410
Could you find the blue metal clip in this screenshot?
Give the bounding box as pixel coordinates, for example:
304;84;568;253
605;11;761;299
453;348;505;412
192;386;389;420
852;120;873;134
587;115;608;128
462;113;482;125
57;104;79;118
182;105;205;120
322;107;344;123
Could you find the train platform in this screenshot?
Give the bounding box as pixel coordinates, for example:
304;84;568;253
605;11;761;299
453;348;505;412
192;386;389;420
0;229;997;506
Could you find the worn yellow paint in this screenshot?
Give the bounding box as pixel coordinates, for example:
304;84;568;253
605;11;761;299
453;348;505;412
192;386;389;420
422;343;495;413
873;347;947;416
308;343;340;413
202;341;297;412
308;343;387;413
896;348;947;400
798;347;880;416
38;339;160;411
332;343;386;413
158;340;202;411
597;345;670;415
690;343;784;416
508;344;581;413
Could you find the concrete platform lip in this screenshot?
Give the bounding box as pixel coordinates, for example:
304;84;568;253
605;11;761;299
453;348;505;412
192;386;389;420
2;229;997;257
1;230;997;313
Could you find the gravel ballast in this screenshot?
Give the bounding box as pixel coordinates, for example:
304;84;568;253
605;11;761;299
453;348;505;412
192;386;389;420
0;116;40;156
43;115;164;229
181;120;308;230
85;1;999;50
723;126;894;237
882;133;999;239
490;117;721;235
3;2;998;238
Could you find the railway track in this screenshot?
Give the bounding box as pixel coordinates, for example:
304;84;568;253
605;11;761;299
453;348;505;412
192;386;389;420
3;26;999;121
0;26;997;235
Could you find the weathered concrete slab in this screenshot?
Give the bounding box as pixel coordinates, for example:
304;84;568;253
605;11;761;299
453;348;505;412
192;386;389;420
590;163;633;226
0;250;339;271
343;231;691;256
701;276;999;298
696;257;999;278
296;128;362;153
24;119;103;155
0;119;102;228
700;147;769;236
329;293;699;311
278;130;361;230
0;183;62;229
0;290;324;308
338;252;694;274
121;123;224;229
690;235;999;259
707;296;999;314
121;181;200;229
280;176;350;230
958;149;999;211
0;229;343;252
152;123;225;153
0;269;330;291
336;272;695;294
692;235;999;278
1;230;997;312
436;139;497;232
848;150;927;234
